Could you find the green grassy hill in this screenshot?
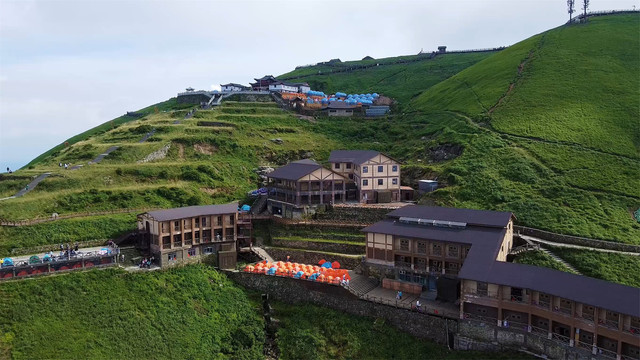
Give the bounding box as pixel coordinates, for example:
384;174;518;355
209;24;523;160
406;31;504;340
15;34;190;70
279;51;495;105
1;14;638;250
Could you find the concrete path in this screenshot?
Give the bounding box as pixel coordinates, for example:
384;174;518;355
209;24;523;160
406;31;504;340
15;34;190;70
540;247;583;275
520;234;640;255
0;172;51;200
7;245;116;265
138;129;156;143
88;146;119;164
251;247;274;263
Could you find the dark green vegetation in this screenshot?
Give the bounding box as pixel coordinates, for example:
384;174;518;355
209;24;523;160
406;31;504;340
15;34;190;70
0;214;136;256
513;250;576;274
552;248;640;288
274;302;532;360
0;265;264;359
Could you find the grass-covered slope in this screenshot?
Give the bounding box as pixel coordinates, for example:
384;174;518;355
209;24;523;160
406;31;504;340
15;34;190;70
0;265;265;359
279;52;495;105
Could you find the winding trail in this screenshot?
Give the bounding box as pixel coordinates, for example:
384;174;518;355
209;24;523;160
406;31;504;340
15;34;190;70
88;146;119;164
520;234;640;256
0;172;51;201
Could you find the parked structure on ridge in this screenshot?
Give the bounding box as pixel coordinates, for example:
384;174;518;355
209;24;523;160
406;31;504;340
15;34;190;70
221;83;251;92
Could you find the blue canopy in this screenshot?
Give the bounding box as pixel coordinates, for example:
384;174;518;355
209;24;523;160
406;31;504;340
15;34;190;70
2;258;13;265
241;204;251;211
321;262;332;268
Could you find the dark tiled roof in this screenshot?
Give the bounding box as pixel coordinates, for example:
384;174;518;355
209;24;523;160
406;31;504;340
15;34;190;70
329;150;380;164
254;75;276;81
386;205;513;228
221;83;248;88
145;202;238;221
267;160;322;181
462;261;640;318
323;102;357;110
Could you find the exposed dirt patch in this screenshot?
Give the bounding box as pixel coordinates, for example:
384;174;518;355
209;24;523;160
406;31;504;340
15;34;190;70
177;143;185;159
427;143;463;163
200;187;221;196
194;143;217;155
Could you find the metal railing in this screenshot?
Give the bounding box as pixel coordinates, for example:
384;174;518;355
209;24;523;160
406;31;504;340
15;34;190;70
463;289;499;299
575;339;593;351
551;332;571;344
533;300;550;309
581;312;595;322
595;347;618;359
627;325;640;336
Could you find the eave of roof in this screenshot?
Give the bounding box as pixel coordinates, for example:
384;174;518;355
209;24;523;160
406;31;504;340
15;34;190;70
144;202;238;222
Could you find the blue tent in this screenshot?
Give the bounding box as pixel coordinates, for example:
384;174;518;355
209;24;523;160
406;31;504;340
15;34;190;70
294;271;304;279
240;204;251;212
267;267;277;275
2;258;13;267
321;262;332;268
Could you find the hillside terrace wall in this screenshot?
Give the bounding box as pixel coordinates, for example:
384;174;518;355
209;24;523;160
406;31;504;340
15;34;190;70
515;226;640;252
225;271;455;344
270;238;365;255
265;247;362;269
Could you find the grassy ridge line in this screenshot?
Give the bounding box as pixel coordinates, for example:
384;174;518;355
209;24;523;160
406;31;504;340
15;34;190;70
23;98;192;169
279;52;494;105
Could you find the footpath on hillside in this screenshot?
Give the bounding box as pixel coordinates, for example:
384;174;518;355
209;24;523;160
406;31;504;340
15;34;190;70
0;172;51;201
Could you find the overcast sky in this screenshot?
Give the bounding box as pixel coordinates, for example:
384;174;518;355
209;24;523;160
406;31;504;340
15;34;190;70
1;0;637;171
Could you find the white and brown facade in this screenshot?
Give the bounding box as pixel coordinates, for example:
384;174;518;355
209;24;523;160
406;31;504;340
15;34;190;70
329;150;401;203
137;203;242;268
266;159;346;219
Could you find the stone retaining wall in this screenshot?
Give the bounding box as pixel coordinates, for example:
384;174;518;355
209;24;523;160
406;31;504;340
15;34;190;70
225;271;455;344
265;247;363;269
455;321;599;360
515;226;640;253
270;238;365;255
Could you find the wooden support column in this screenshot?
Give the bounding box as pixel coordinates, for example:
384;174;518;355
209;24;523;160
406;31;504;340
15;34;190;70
169;221;174;249
319;179;324;204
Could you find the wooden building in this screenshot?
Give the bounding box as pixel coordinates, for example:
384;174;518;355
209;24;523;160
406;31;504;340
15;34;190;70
137;203;244;268
266;159;346;219
329;150;401;202
363;205;640;357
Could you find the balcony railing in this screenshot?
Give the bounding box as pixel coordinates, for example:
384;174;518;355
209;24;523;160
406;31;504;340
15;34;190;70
553;306;572;316
432;249;442;256
444;268;459;276
463;289;499;299
599;319;619;330
508;295;528;304
463;312;498;324
162;243;171;250
627;325;640;336
551;332;571;344
580;312;595;322
575;340;593;351
395;261;412;269
596;347;618;359
174;241;182;248
533;300;550;310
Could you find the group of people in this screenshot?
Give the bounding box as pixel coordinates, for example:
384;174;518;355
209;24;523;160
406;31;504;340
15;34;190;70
58;162;70;169
58;242;80;258
6;167;12;174
139;257;154;268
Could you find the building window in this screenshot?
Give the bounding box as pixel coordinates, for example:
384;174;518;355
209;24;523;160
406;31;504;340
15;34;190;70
477;282;488;296
174;221;180;231
229;215;234;225
334;163;340;169
377;166;384;172
161;222;169;233
167;252;177;262
363;166;368;173
417;241;427;254
448;245;459;258
187;248;196;257
195;217;199;227
392;165;398;172
204;247;214;254
217;216;222;226
399;239;410;252
363;179;368;186
346;163;351;169
432;243;442;256
377;179;383;186
202;217;207;227
392;178;398;185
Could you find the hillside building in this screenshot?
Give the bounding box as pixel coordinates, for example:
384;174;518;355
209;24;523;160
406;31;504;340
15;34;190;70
362;205;640;358
268;81;310;94
251;75;278;91
266;159;346;218
329;150;401;203
322;102;357;117
221;83;250;92
137;203;251;268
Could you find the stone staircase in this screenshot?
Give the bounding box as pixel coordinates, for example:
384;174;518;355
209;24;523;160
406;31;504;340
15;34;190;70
251;247;274;263
346;270;379;296
540;247;582;275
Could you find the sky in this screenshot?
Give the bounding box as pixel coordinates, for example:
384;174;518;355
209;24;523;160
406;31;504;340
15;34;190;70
1;0;638;171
